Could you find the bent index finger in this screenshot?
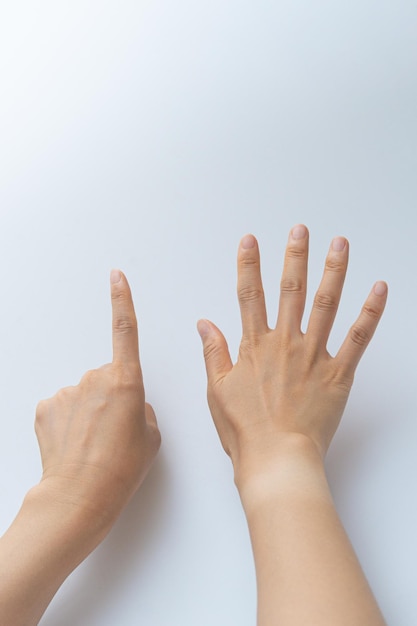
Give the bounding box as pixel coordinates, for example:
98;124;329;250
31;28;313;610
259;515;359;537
110;269;140;364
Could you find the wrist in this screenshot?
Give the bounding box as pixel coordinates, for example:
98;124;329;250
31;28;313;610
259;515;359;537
27;475;116;550
36;462;135;536
233;432;330;515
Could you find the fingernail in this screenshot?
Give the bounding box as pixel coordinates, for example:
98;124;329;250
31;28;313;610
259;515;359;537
373;281;387;296
291;224;307;240
110;269;122;284
197;319;211;339
331;237;347;252
241;234;256;249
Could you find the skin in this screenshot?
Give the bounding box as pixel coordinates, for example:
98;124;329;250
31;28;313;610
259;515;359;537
0;228;388;625
0;269;160;626
197;224;388;626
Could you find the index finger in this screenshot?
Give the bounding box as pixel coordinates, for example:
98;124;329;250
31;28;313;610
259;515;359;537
237;235;268;338
110;269;140;364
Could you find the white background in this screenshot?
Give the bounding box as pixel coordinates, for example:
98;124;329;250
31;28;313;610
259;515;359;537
0;1;416;624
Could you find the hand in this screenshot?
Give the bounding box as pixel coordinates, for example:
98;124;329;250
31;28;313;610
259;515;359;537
198;225;387;488
198;225;388;626
35;270;161;528
0;271;160;626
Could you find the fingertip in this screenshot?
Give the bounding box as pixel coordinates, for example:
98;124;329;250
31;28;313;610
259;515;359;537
110;269;139;363
110;269;122;284
240;234;257;250
110;270;134;302
110;269;131;292
290;224;309;241
331;236;348;252
197;319;213;341
373;281;388;297
197;320;232;382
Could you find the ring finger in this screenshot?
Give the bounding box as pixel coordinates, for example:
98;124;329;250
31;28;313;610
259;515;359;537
306;236;349;352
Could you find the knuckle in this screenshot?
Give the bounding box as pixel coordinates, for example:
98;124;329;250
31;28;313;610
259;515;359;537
149;424;162;451
239;255;258;269
274;328;292;352
54;385;78;405
239;334;261;355
203;339;221;363
362;303;381;320
35;398;49;424
238;284;264;303
330;371;353;395
313;291;337;312
325;257;346;273
113;314;136;334
238;338;252;358
280;276;304;294
286;245;305;260
35;398;47;416
207;381;223;405
349;324;369;347
111;288;128;303
80;369;100;386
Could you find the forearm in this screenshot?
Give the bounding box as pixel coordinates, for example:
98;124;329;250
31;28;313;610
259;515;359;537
0;483;109;626
236;436;386;626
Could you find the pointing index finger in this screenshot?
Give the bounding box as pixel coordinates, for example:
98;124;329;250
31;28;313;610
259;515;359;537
110;269;140;364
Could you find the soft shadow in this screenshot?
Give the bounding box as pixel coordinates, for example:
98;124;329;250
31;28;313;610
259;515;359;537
39;452;170;626
325;404;392;498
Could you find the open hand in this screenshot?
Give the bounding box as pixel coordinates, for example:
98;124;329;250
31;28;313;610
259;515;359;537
198;225;387;486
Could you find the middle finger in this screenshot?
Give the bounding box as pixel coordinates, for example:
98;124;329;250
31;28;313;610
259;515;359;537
275;224;309;335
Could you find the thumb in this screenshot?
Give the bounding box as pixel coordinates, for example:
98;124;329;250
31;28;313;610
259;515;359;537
197;319;233;386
